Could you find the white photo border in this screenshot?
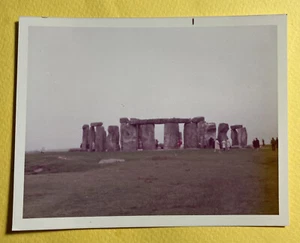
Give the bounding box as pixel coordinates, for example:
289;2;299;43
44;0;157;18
13;15;288;231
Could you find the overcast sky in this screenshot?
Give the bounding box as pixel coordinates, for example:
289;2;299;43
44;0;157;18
26;25;278;151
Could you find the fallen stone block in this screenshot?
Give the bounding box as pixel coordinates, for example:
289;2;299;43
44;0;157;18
98;158;125;164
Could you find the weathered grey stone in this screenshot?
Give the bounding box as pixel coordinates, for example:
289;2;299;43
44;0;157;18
139;124;155;150
217;123;229;143
164;123;180;149
184;123;198;148
90;122;103;127
121;124;138;151
197;120;206;148
106;126;120;152
240;127;248;147
129;118;191;125
204;122;216;146
99;158;125;164
120;117;129;124
191;116;205;123
88;126;96;151
95;126;106;152
231;128;239;146
236;127;243;147
81;124;89;151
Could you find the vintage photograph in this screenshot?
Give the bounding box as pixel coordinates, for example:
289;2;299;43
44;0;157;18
13;16;288;230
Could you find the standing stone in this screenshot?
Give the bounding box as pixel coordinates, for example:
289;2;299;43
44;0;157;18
139;124;155;150
217;123;229;143
184;123;198;148
164;123;180;149
230;125;243;146
82;124;89;151
95;126;106;152
121;123;138;151
231;129;238;146
204;122;216;146
88;126;96;152
240;127;248;147
197;120;206;148
106;126;120;152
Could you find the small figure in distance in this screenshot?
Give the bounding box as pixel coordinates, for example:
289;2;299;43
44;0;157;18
155;139;158;149
222;140;226;151
275;137;278;150
255;138;260;150
262;139;265;147
214;139;220;153
252;139;256;149
271;137;276;151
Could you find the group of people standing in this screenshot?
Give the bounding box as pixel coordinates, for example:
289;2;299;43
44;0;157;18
214;139;231;152
252;138;261;149
251;137;278;151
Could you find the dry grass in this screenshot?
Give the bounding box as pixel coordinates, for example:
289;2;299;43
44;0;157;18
23;148;278;218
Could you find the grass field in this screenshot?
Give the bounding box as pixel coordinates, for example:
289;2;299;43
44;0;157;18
23;147;278;218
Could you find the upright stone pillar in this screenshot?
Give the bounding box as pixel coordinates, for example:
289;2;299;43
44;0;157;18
88;126;96;152
197;122;206;148
120;123;138;151
230;125;242;146
184;123;198;148
106;126;120;152
240;127;248;147
94;123;106;152
139;124;155;150
217;123;229;143
81;124;89;151
164;123;179;149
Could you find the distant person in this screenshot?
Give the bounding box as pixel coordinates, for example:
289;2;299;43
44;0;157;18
262;139;265;146
222;140;226;151
214;139;220;153
226;139;231;150
275;137;278;150
252;139;256;149
255;138;260;149
271;137;276;151
155;139;158;149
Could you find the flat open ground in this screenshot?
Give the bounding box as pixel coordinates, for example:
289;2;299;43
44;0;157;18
23;147;278;218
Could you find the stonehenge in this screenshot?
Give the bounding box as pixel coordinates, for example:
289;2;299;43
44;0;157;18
79;117;248;152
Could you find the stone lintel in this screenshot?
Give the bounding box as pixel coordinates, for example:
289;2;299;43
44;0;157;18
129;118;191;125
90;122;103;127
191;116;205;123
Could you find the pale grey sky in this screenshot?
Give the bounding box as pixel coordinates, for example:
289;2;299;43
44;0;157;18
26;25;278;151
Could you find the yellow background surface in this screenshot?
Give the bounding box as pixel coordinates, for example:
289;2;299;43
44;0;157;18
0;0;298;242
